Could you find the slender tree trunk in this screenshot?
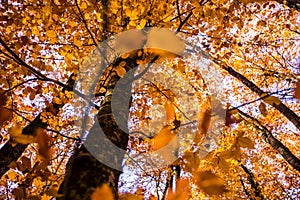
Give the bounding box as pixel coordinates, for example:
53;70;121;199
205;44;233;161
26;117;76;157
221;64;300;131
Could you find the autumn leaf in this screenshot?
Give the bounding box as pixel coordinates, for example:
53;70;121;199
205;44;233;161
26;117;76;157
261;93;281;106
198;108;211;136
46;30;56;38
12;186;26;200
119;193;143;200
9;125;35;144
259;102;267;116
0;89;8;107
219;150;233;160
152;125;175;151
182;149;201;173
35;128;51;159
18;156;31;172
237;136;255;149
166;179;190;200
137;19;147;29
225;106;243;126
0;107;13;126
91;184;114;200
194;170;227;195
164;102;175;124
213;157;230;173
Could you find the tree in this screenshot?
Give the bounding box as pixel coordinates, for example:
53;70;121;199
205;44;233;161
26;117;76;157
0;0;299;199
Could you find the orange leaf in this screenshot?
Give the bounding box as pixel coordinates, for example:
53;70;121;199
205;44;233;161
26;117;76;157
166;179;190;200
0;89;8;107
0;107;13;126
91;184;114;200
35;128;50;159
152;125;175;151
164;102;175;124
198;109;211;135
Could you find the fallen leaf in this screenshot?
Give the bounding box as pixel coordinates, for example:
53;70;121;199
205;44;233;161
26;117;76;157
261;94;281;106
152;125;175;151
194;170;226;195
9;125;35;144
166;179;190;200
35;128;51;159
164;102;175;124
238;137;254;149
0;107;13;126
198;108;211;136
259;102;267;116
91;184;114;200
0;89;8;106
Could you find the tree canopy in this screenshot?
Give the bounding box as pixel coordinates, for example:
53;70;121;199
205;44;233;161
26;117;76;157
0;0;299;199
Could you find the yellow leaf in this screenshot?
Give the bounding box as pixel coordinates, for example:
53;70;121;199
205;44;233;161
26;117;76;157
84;13;90;20
115;66;126;77
6;170;18;180
69;20;77;27
163;14;173;22
91;184;114;200
43;5;52;16
80;1;88;9
9;125;22;137
46;30;56;38
238;137;254;149
219;150;233;160
218;158;230;172
53;97;62;104
194;170;226;195
95;13;102;22
182;150;200;172
137;19;147;29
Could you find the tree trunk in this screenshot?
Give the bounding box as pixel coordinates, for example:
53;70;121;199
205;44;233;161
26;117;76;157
58;53;141;199
0;73;76;178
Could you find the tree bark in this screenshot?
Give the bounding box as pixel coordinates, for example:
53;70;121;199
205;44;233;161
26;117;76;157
58;53;141;199
0;73;76;178
238;108;300;172
222;65;300;131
